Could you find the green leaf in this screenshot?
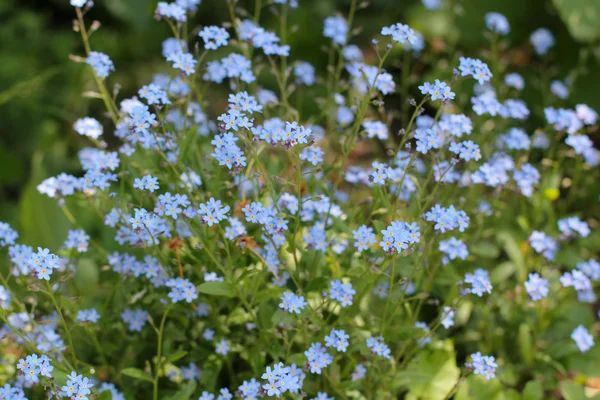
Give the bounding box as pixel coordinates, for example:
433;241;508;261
74;258;99;291
167;381;197;400
121;367;154;383
470;241;500;259
567;343;600;377
19;152;70;249
522;380;544;400
490;261;515;284
303;276;329;292
235;268;260;284
393;343;460;400
496;231;526;281
165;350;188;364
518;323;534;367
96;391;113;400
559;381;587;400
553;0;600;42
196;282;236;298
271;309;294;325
455;375;503;400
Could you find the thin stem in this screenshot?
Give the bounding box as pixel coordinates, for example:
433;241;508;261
153;305;172;400
44;281;78;366
75;7;120;124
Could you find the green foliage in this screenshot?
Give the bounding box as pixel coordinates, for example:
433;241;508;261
553;0;600;42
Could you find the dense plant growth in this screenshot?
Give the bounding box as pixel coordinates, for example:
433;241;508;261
1;0;599;399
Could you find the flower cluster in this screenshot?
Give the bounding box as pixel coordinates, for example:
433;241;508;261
2;2;599;399
260;363;304;397
467;352;498;380
424;205;470;233
279;291;307;314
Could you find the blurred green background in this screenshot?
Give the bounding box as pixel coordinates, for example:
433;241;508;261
1;0;599;248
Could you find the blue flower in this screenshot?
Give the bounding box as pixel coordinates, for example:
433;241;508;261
381;23;418;45
545;107;582;134
437;113;472;137
155;1;187;22
421;0;441;9
353;225;376;252
419;79;455;101
560;269;592;292
76;308;100;323
347;62;396;94
121;308;149;332
576;104;598;125
470;154;512;188
336;106;355;125
352;364;367;381
441;306;455;328
414;128;440;154
504;73;524;90
238;378;261;399
467;352;497;380
17;354;53;383
299;145;324;166
424;205;470;233
139;83;171;105
161;37;187;58
485;12;510;35
279;292;307;314
166;51;197;75
462;269;492;297
550;80;569;99
577;259;600;281
180;362;201;381
530;28;554;55
343;45;363;61
558;217;590;238
0;222;19;247
0;285;11;309
571;325;594;353
500;128;530;150
329;279;356;307
294;62;316;86
215;339;230;355
379;221;420;254
204;54;255;83
29;247;61;281
198;198;230;226
64;229;90;253
198;391;215;400
366;336;391;359
324;328;350;352
513;164;540;197
305;342;333;374
87;51;115;78
199;26;230;50
323;16;348;45
524;273;548;301
439;237;468;264
363;121;389;140
449;140;481;161
458;57;492;84
133;175;160;192
312;393;334;400
74;117;103;139
166;277;198;303
415;321;431;347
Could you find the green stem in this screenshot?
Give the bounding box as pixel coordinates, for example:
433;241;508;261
75;7;120;124
153;305;172;400
44;281;78;366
